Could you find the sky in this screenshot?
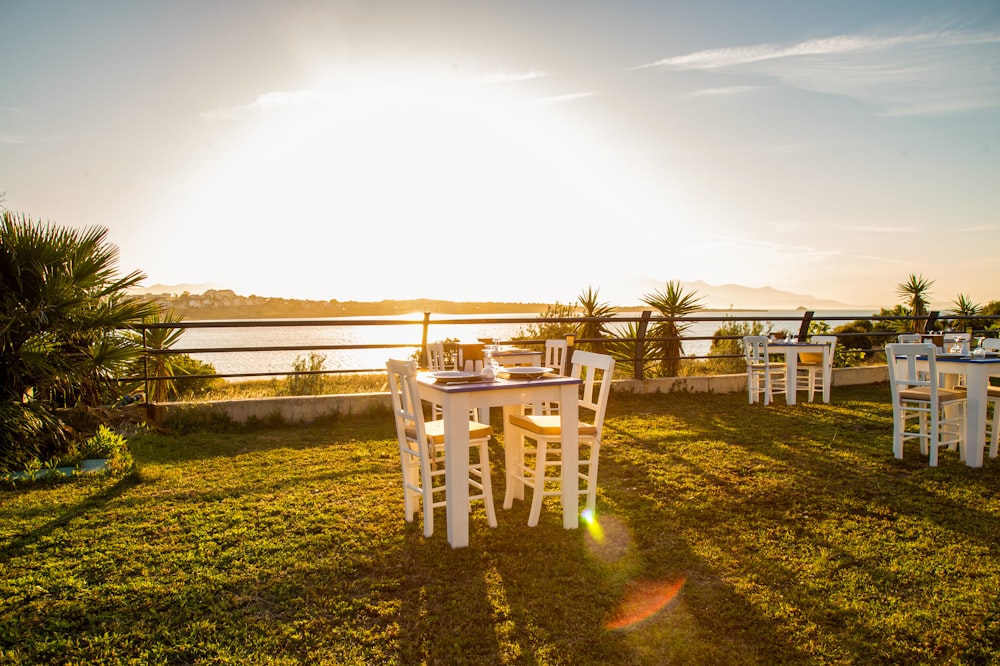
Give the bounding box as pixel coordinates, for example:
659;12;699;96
2;0;998;309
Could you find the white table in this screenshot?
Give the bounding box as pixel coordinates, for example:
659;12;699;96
911;354;1000;468
767;341;833;405
417;373;582;548
492;348;543;367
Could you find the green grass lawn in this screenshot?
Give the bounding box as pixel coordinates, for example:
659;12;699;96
2;383;999;665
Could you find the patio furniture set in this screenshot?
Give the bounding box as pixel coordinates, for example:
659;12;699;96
385;333;999;548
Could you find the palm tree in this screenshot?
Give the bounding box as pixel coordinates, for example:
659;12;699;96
127;309;187;402
576;286;616;353
604;320;656;378
895;274;934;333
949;293;982;332
0;211;158;470
640;281;705;377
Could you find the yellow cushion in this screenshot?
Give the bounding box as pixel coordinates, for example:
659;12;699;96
407;420;491;445
507;413;597;437
798;352;823;364
899;388;966;403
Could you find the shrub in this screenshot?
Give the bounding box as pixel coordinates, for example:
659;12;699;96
702;320;765;375
286;353;328;396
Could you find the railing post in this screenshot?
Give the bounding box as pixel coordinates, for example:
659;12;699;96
635;310;652;379
797;311;814;341
564;333;575;372
142;325;150;403
420;312;431;367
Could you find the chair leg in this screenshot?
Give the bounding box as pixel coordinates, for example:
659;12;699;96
584;446;599;515
527;440;548;527
989;399;999;459
422;486;435;537
477;442;498;528
892;403;904;459
402;458;419;521
503;429;525;509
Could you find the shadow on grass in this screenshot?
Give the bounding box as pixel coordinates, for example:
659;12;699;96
599;383;1000;662
4;383;999;664
0;473;140;563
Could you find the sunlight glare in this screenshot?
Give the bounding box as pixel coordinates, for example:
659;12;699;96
605;578;686;631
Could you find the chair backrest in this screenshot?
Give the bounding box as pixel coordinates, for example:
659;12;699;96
983;338;1000;352
885;342;941;400
897;333;922;343
426;342;449;371
743;336;770;365
386;359;427;445
809;335;838;367
544;339;568;374
568;350;615;439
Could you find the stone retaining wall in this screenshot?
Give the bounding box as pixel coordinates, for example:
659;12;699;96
148;365;889;426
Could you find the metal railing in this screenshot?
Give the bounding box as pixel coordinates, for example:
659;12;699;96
132;310;1000;396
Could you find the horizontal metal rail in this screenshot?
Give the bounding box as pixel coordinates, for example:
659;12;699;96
130;310;1000;398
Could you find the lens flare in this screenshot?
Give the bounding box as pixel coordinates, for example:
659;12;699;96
604;578;686;631
582;509;605;542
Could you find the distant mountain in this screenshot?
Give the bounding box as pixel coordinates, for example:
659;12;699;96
626;279;872;311
131;281;876;312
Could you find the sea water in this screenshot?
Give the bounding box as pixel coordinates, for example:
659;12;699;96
175;310;874;379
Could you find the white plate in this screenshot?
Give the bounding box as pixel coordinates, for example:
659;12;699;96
502;367;552;380
429;371;478;383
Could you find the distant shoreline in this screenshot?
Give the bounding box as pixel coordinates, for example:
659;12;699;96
142;290;874;321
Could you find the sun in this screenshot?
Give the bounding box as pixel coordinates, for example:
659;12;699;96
141;62;687;301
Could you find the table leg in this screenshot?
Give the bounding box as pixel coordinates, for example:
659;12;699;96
785;351;798;406
444;393;472;547
965;367;986;468
822;345;832;403
558;383;579;529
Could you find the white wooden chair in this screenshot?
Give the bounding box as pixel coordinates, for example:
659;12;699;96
426;341;449;371
424;341;452;419
502;350;615;526
796;335;837;402
885;343;966;467
544;339;568;375
897;333;922;343
982;338;1000;459
743;336;787;405
386;359;497;537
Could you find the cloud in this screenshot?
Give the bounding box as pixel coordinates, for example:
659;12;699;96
481;70;552;83
687;86;764;98
200;90;330;120
532;91;595;106
641;29;1000;116
842;224;921;233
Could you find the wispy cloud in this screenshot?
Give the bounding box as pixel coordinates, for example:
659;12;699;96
533;92;595;106
687;85;764;98
640;29;1000;116
842;224;921;233
481;70;552;83
200;90;329;120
